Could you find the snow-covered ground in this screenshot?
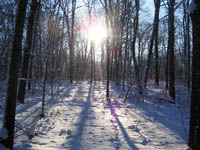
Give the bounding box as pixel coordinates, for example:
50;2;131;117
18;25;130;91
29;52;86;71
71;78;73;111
0;81;190;150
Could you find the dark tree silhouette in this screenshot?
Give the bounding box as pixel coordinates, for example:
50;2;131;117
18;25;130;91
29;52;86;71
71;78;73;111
154;0;161;86
0;0;28;149
144;0;160;87
131;0;142;94
188;0;200;149
18;0;40;103
168;0;176;100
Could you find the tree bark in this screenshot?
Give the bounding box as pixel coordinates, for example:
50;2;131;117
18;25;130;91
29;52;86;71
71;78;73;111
131;0;142;94
187;0;191;90
41;56;49;117
104;0;110;99
69;0;76;83
165;42;169;89
188;1;200;149
154;0;161;86
0;0;28;149
123;19;130;91
17;0;39;103
28;20;38;91
168;0;176;100
144;0;160;87
90;41;94;83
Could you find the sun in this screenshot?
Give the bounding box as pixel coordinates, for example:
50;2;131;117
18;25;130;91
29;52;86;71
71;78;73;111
87;24;107;44
80;15;107;45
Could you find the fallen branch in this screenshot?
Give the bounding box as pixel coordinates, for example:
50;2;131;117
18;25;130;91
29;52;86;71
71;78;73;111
124;84;135;103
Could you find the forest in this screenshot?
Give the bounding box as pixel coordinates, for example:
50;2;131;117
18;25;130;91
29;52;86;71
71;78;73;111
0;0;200;149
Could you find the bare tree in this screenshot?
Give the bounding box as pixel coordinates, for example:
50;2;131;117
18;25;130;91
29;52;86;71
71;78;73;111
188;0;200;149
154;0;161;86
144;0;161;87
104;0;110;99
131;0;143;94
17;0;40;104
59;0;76;83
0;0;28;148
168;0;176;100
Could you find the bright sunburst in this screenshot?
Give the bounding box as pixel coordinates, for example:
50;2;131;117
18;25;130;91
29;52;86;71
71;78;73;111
80;15;107;45
87;24;107;44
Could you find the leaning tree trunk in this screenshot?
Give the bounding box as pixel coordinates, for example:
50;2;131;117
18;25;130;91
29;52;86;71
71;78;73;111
188;1;200;149
0;0;28;149
17;0;39;103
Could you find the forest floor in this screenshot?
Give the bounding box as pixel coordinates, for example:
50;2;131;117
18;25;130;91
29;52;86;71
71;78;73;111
0;81;190;150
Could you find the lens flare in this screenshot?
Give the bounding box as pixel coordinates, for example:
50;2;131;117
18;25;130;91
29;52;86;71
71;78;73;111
88;25;107;43
79;14;107;45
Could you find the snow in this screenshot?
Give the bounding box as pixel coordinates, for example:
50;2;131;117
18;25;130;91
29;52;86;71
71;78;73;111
0;81;190;149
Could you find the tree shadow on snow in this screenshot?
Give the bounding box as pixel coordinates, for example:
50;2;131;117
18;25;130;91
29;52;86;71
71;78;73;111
112;82;189;143
108;100;138;150
67;83;94;150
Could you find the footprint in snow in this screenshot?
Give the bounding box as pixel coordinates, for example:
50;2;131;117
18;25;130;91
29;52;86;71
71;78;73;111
59;129;72;136
128;125;140;132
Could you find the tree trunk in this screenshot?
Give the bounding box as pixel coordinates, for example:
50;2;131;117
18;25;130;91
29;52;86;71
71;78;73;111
154;0;161;86
0;0;28;149
144;0;160;87
41;56;49;118
28;23;38;91
90;41;93;83
187;0;191;90
94;44;96;81
188;1;200;149
123;20;129;91
104;0;110;99
17;0;39;103
131;0;142;94
168;0;176;100
165;44;169;89
69;0;76;83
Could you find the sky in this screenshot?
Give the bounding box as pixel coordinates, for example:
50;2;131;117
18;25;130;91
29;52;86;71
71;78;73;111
143;0;155;17
143;0;169;21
